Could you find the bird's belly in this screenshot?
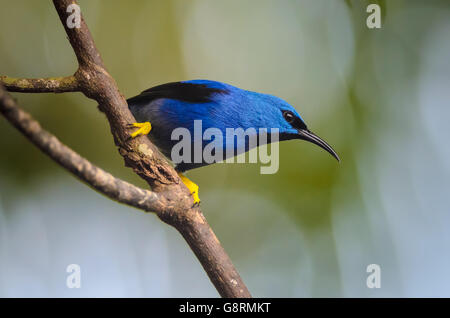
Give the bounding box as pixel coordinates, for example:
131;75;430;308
147;131;261;172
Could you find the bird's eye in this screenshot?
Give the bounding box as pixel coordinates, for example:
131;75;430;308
283;111;295;124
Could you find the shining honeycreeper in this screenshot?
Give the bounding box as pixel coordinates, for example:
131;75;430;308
127;80;339;204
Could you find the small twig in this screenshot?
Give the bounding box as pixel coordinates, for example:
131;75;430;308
0;75;78;93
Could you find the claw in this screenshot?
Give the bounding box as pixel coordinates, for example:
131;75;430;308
178;172;201;205
129;122;152;138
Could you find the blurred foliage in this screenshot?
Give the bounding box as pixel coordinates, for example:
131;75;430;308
1;0;449;297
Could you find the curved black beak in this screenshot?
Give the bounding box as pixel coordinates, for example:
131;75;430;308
297;129;340;162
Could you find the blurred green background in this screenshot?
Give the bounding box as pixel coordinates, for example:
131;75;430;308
1;0;450;297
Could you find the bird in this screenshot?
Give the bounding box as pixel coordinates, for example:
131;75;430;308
127;80;339;205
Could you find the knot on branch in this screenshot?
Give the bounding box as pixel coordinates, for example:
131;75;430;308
74;66;113;101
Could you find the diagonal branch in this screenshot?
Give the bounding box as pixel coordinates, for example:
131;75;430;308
0;84;164;212
53;0;181;191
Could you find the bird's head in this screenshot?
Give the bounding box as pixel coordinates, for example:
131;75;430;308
257;94;340;162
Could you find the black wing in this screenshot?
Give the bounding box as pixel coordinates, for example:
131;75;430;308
127;81;228;105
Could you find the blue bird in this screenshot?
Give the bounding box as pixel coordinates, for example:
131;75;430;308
127;80;339;204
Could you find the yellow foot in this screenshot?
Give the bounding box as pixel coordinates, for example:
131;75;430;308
178;172;200;205
128;122;152;138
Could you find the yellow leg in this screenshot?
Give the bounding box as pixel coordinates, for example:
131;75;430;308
178;172;200;205
128;122;152;138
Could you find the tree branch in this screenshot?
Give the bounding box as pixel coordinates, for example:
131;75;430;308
0;75;78;93
54;0;181;191
0;84;165;212
0;0;251;297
